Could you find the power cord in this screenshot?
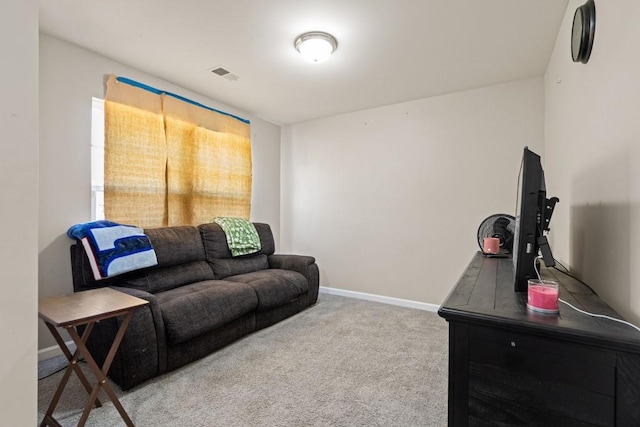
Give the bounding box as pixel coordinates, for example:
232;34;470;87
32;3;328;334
551;258;597;295
553;258;570;272
532;256;640;333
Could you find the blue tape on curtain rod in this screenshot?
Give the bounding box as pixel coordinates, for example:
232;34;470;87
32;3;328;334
115;76;251;124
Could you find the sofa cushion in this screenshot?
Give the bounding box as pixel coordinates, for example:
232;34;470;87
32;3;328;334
156;280;258;345
70;225;209;293
199;222;275;260
146;226;206;267
123;261;214;294
210;254;269;280
224;269;308;311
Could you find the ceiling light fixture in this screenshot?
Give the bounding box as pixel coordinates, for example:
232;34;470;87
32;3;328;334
294;31;338;63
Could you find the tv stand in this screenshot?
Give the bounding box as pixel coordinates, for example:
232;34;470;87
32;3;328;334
438;252;640;426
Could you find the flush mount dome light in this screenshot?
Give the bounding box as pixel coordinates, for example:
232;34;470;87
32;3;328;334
294;31;338;63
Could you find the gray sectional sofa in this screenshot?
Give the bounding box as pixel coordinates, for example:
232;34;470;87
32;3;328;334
70;222;319;390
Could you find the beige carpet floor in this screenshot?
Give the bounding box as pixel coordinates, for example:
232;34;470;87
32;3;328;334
38;293;448;426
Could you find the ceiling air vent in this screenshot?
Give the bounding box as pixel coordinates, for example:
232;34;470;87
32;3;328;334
209;66;239;82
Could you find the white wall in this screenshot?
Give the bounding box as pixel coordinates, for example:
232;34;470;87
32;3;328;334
0;1;38;424
281;78;544;305
38;34;281;351
545;1;640;324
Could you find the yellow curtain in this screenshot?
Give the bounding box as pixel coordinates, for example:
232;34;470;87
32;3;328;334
103;75;251;227
163;94;252;225
104;76;167;227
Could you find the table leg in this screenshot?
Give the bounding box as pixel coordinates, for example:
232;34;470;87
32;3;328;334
46;322;103;406
67;310;136;427
39;322;103;427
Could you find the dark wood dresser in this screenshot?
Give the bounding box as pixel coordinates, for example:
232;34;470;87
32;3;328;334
438;252;640;426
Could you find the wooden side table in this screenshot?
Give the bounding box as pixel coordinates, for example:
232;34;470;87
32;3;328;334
39;287;149;427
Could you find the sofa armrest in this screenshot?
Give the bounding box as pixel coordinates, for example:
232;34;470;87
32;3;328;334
268;254;314;275
268;254;320;305
111;286;155;301
85;286;167;390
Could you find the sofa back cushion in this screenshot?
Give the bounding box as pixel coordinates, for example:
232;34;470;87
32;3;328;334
122;260;214;294
146;226;207;267
71;225;215;293
209;255;269;280
198;222;274;279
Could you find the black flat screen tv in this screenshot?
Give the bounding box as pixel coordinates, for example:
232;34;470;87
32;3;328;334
512;147;559;292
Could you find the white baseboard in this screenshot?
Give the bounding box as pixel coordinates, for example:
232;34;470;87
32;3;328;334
319;286;440;312
38;341;75;362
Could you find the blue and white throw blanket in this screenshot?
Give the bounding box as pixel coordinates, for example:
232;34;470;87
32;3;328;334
67;220;158;280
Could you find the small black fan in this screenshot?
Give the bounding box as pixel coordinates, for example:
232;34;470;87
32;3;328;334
477;214;516;256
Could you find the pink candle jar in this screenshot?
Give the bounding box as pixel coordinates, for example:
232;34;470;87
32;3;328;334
527;280;559;314
483;237;500;254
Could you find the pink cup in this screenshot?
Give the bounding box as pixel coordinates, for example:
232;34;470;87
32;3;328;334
527;280;559;313
483;237;500;254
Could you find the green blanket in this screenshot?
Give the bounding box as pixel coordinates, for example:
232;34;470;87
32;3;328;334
213;217;262;257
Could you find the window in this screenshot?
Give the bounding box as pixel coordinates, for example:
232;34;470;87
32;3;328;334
93;75;252;227
91;97;105;220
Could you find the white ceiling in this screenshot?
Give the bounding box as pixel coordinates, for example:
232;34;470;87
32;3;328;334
39;0;568;125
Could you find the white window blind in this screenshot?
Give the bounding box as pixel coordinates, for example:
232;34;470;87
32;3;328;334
91;97;105;220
